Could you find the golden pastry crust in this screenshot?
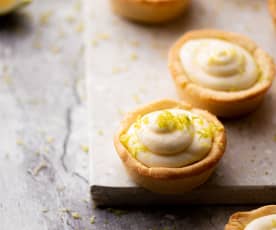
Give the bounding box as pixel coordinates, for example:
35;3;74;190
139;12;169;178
110;0;190;24
268;0;276;24
225;205;276;230
114;99;226;194
169;29;275;117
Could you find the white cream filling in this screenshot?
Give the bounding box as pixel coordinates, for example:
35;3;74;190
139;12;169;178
179;39;259;91
244;214;276;230
121;109;214;168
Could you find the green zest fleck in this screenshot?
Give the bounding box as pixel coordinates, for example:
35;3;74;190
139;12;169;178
156;110;191;131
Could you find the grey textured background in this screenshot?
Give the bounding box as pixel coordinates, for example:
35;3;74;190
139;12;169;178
0;0;267;229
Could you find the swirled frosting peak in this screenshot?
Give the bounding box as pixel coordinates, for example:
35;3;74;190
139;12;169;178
244;214;276;230
120;109;218;168
179;38;259;91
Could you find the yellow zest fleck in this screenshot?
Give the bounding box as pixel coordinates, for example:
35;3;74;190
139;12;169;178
196;123;221;140
156;111;191;131
80;145;89;153
41;208;49;213
133;115;142;129
120;134;130;146
71;212;81;219
120;132;148;158
143;116;149;125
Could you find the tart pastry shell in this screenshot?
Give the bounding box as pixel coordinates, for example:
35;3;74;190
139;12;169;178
110;0;190;24
169;29;275;117
114;99;226;194
225;205;276;230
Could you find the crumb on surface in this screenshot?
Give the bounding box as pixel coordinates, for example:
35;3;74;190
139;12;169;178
80;145;89;153
41;208;49;213
16;139;24;146
97;33;110;40
50;46;61;54
46;136;54;144
90;216;96;224
56;185;66;192
2;74;12;85
71;212;81;219
75;23;84;33
32;161;48;176
39;10;53;26
59;207;71;213
112;66;124;74
130;53;138;61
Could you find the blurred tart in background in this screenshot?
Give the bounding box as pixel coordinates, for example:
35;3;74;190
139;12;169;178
110;0;190;24
0;0;31;16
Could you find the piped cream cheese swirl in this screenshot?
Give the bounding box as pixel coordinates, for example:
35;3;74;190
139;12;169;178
179;39;259;91
244;214;276;230
120;109;216;168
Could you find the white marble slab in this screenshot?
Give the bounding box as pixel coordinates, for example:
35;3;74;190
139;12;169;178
85;0;276;205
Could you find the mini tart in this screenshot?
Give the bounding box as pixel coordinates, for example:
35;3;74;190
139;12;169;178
169;29;275;117
225;205;276;230
114;99;226;194
268;0;276;24
110;0;190;24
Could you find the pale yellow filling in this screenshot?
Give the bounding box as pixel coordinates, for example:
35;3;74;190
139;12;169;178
179;39;260;91
120;109;219;168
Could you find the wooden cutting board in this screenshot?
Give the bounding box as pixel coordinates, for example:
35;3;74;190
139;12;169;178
84;0;276;206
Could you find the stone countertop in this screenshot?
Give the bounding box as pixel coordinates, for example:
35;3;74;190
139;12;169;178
0;0;262;229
